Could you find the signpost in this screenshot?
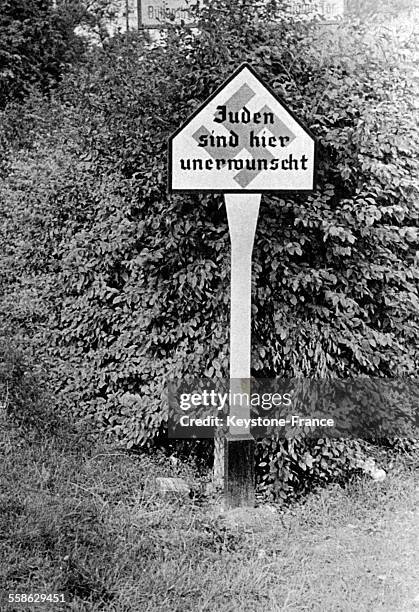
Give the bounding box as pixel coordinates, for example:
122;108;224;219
168;64;316;507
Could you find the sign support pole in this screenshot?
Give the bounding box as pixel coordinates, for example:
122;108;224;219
224;193;261;508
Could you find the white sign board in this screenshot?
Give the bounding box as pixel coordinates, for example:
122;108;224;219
169;64;316;193
285;0;345;20
139;0;196;28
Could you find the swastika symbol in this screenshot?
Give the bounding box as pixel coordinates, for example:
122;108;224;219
192;84;296;188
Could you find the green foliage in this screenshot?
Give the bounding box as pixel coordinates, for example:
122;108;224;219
0;0;417;493
256;437;364;501
1;419;418;610
0;337;60;434
256;433;419;502
0;0;108;106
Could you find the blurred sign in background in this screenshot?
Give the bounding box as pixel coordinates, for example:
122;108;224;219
120;0;346;29
136;0;345;27
103;0;417;32
284;0;344;20
140;0;196;28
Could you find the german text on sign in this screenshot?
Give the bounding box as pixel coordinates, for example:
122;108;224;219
169;64;316;193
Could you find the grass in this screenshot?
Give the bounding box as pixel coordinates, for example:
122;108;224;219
0;412;418;612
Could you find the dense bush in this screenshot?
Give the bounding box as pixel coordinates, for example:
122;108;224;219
0;337;59;433
0;0;417;496
0;0;116;107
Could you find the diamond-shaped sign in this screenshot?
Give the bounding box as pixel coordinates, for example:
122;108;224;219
168;63;316;193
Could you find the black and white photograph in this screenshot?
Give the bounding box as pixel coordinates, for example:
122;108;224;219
0;0;418;610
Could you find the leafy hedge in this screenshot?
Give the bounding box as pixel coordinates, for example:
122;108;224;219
1;0;418;496
0;0;86;106
0;0;122;108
